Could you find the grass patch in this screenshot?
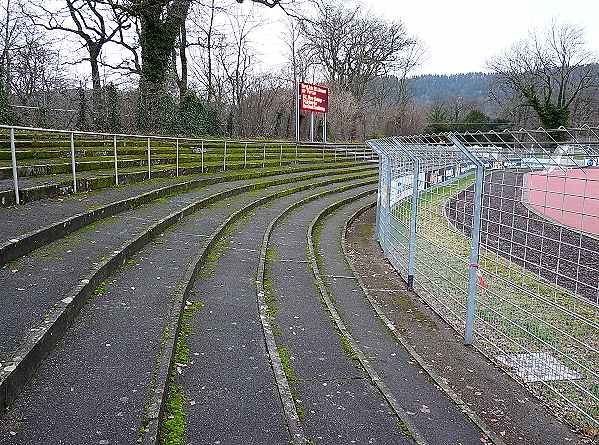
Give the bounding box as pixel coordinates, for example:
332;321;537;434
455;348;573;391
396;419;415;439
277;345;305;421
338;333;358;360
395;172;599;429
159;301;204;445
92;280;108;298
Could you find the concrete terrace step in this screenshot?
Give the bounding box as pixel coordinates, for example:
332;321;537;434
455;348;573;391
310;194;490;444
0;149;363;180
0;163;375;259
0;170;377;416
0;175;376;445
0;156;374;206
263;186;410;444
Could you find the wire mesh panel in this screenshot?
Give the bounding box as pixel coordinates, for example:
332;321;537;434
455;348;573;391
368;127;599;432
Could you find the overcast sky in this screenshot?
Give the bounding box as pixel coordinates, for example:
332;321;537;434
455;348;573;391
258;0;599;77
366;0;599;75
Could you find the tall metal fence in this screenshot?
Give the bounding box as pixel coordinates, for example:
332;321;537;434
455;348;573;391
368;127;599;431
0;125;376;205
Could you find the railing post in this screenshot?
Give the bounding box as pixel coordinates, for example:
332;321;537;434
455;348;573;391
279;144;283;166
262;144;266;168
201;140;204;173
147;137;151;179
223;140;227;171
449;134;484;346
9;127;20;205
176;139;179;177
295;143;298;162
407;159;419;290
322;145;325;161
244;143;247;168
334;147;337;163
113;135;119;186
70;132;77;193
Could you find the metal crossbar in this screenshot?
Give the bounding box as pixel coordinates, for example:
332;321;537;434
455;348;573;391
368;126;599;431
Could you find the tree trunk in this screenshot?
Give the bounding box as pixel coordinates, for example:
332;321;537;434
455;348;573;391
89;45;103;130
179;23;188;99
137;0;192;131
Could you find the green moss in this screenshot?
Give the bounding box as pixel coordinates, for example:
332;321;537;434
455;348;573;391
396;419;414;439
339;333;358;360
159;301;203;445
277;345;305;421
92;280;108;298
160;384;187;445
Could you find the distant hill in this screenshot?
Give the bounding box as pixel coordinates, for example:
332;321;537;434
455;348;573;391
407;72;494;105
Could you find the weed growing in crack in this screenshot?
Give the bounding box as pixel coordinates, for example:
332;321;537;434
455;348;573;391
159;301;204;445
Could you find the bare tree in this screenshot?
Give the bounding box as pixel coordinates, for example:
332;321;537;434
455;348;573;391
218;9;262;136
301;1;418;100
0;0;22;122
106;0;290;131
21;0;129;128
489;21;599;129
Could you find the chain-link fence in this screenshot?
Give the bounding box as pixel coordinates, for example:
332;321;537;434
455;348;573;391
368;127;599;431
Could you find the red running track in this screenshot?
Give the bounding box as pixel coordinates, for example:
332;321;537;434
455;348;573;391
524;167;599;237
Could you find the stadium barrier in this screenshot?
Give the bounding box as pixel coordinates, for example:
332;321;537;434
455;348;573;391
368;127;599;430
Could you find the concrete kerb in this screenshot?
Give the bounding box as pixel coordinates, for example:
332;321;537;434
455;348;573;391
0;163;374;266
341;201;508;445
306;190;427;445
146;176;380;445
255;180;383;445
0;170;376;415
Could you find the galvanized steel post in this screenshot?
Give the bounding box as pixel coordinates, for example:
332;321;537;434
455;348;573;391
9;127;20;205
223;141;227;171
449;134;484;346
279;144;283;166
201;140;204;173
407;159;420;290
70;132;77;193
147;138;151;179
113;135;119;186
176;139;179;177
384;155;392;250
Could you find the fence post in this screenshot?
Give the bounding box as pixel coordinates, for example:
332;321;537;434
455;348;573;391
70;132;77;193
407;159;419;290
244;143;247;168
9;127;20;205
201;140;204;173
147;137;151;179
449;134;484;346
176;139;179;177
113;135;119;186
223;140;227;171
384;155;392;249
374;155;383;239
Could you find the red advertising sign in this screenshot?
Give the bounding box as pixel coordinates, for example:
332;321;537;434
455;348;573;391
300;82;329;113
